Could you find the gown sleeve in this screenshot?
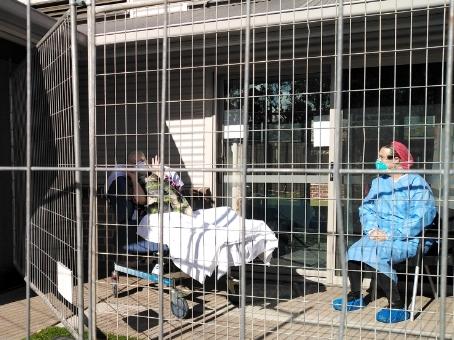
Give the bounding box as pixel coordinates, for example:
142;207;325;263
392;177;437;240
359;178;379;235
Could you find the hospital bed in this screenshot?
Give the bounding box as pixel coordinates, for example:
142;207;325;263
110;239;191;319
105;185;278;319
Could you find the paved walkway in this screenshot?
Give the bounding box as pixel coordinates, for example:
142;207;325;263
1;279;452;339
0;287;59;340
94;276;454;339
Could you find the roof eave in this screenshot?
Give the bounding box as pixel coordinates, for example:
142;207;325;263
0;0;56;46
93;0;450;45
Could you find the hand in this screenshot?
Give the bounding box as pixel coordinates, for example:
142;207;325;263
369;229;388;241
126;169;137;180
150;155;161;177
150;155;160;167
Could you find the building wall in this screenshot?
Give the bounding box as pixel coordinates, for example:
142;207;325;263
0;49;24;290
94;6;448;194
0;59;13;281
0;39;27;285
95;48;216;191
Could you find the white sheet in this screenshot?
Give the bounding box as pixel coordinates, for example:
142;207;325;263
137;206;279;284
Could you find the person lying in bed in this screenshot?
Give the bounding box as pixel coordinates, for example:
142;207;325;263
125;150;192;216
113;150;279;284
106;150;188;254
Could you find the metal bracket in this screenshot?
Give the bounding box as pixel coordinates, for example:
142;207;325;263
69;0;88;7
330;162;334;181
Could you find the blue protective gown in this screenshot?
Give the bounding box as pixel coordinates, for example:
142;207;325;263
347;174;436;282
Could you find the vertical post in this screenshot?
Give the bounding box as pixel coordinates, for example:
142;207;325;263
439;1;453;338
70;3;85;339
240;0;251;339
87;0;97;339
333;1;348;340
158;0;168;338
25;0;32;338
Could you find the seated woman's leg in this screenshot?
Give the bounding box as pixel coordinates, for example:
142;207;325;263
332;260;367;311
375;272;410;323
350;261;385;304
347;260;364;298
376;272;403;308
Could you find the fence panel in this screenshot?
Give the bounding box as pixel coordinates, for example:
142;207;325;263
10;0;453;339
12;9;84;338
88;1;454;338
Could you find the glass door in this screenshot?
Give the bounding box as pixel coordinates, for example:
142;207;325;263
220;71;333;274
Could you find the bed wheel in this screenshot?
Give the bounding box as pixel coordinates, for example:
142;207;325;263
111;270;118;297
170;289;189;319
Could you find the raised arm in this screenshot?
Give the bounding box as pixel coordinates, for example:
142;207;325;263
128;172;147;206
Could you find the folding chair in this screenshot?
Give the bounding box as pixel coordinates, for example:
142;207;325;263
408;216;454;321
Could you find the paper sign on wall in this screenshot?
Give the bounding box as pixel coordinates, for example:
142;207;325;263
223;125;244;139
312;116;330;147
57;262;73;304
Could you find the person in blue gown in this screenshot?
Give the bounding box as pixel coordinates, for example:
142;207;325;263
332;141;437;323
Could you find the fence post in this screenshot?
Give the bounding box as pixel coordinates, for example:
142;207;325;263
70;2;85;339
87;0;97;338
240;0;252;339
333;1;348;339
440;1;453;339
158;0;168;338
25;0;32;337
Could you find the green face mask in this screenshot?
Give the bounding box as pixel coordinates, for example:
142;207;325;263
375;159;388;170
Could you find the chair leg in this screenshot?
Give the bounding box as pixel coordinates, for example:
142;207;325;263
424;265;438;298
409;265;420;321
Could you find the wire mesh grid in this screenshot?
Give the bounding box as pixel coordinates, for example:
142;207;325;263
84;0;454;339
7;0;454;339
11;9;84;337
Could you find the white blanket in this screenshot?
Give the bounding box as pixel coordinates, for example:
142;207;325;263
137;207;279;284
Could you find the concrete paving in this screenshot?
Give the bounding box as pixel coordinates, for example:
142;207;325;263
0;287;59;340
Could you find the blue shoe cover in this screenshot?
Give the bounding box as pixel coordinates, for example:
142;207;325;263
332;297;364;311
376;308;410;323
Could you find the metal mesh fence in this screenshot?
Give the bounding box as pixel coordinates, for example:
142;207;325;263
85;0;454;338
11;9;84;338
7;0;454;339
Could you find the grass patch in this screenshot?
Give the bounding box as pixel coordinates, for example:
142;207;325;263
28;326;138;340
28;326;73;340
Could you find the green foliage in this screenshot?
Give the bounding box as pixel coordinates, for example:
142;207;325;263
106;335;139;340
28;326;139;340
28;326;73;340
